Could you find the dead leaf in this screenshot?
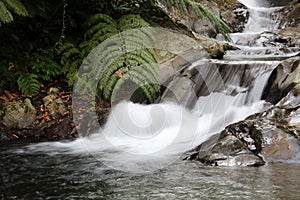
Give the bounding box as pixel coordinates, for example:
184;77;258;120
116;69;123;78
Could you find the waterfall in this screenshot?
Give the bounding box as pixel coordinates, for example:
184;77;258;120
238;0;280;33
22;0;286;172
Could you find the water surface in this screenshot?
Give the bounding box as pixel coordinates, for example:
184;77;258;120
1;142;300;199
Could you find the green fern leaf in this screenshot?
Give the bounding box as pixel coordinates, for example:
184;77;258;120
3;0;28;16
86;13;115;27
0;1;13;23
17;73;39;95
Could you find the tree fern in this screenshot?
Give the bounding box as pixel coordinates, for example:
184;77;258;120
78;14;160;103
81;14;118;55
0;1;13;23
17;73;39;95
0;0;28;24
157;0;232;41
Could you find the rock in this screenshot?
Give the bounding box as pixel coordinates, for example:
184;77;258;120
156;0;246;36
195;132;265;166
43;95;67;119
192;32;236;58
220;2;249;32
265;0;294;7
2;98;37;129
186;104;300;166
275;1;300;29
185;64;300;166
262;57;300;104
277;83;300;109
279;27;300;46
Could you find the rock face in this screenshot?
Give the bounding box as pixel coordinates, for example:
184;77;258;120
2;99;37;129
275;1;300;29
262;57;300;104
185;103;300;166
185;57;300;166
157;0;248;36
218;1;248;32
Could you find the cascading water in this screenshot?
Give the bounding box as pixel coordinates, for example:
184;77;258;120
227;0;299;60
19;0;288;172
238;0;278;33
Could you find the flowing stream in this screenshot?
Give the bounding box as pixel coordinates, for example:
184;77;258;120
1;0;300;199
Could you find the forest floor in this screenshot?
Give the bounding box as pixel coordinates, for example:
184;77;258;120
0;80;111;142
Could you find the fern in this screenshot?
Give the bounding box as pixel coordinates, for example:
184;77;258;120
30;52;61;81
78;14;160;103
81;14;118;55
0;1;13;23
57;43;83;85
0;0;28;24
17;73;39;95
157;0;232;41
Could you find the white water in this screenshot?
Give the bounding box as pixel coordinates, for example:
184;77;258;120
24;89;268;172
22;0;279;172
237;0;281;33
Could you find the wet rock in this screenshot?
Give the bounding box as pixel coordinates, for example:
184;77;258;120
2;99;37;129
220;3;249;32
278;2;300;28
248;31;300;48
195;132;265;167
279;27;300;46
262;57;300;104
186;105;300;166
192;32;235;58
157;0;245;36
277;83;300;109
33;115;77;140
186;70;300;166
265;0;294;7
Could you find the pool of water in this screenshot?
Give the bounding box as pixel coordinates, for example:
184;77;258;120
1;142;300;199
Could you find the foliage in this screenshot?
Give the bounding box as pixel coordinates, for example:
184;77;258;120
157;0;232;41
17;73;39;95
0;0;233;102
57;43;83;85
0;0;28;24
79;14;159;103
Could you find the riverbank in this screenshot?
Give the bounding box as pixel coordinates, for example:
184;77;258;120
0;82;111;141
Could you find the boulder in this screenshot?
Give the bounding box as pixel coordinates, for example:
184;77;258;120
262;57;300;104
156;0;247;36
185;105;300;166
279;27;300;46
185;57;300;166
43;95;67;120
2;98;37;129
275;1;300;29
219;1;248;32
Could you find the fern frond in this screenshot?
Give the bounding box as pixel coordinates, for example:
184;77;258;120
157;0;232;41
17;73;39;95
118;14;150;31
85;22;118;40
80;14;160;103
0;1;13;23
3;0;28;16
57;43;83;85
56;43;74;55
86;13;115;27
187;0;232;41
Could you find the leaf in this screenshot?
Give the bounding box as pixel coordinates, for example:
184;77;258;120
17;73;39;95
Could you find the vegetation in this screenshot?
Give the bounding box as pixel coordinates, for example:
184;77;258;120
0;0;232;103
